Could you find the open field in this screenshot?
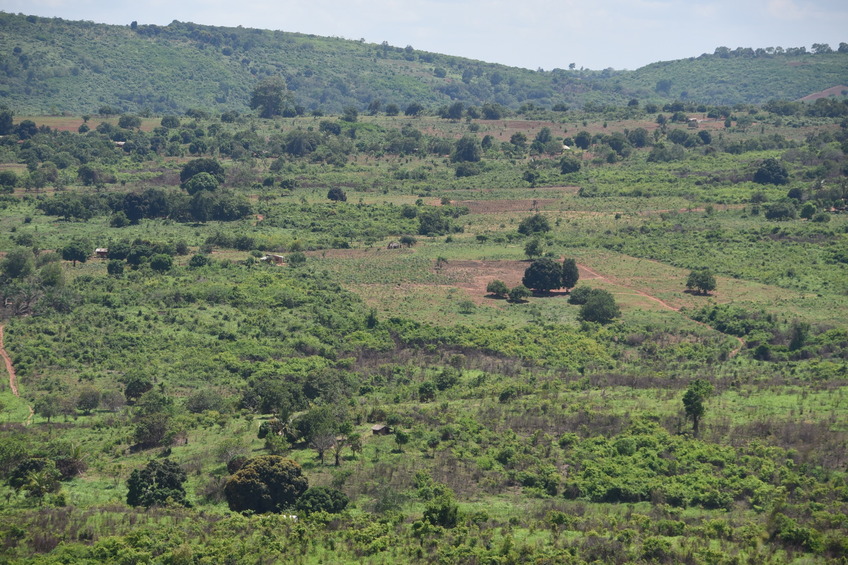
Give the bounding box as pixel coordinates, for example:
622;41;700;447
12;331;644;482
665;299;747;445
1;102;847;564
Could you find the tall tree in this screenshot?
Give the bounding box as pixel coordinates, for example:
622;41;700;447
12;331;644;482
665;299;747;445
0;106;13;135
686;268;716;295
61;240;90;267
225;456;308;513
250;76;292;118
682;379;714;438
561;258;579;291
579;289;620;323
522;258;562;293
452;135;482;163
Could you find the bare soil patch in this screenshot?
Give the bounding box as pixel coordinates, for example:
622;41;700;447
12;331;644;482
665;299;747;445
800;85;848;101
0;324;21;397
456;199;558;214
306;247;414;259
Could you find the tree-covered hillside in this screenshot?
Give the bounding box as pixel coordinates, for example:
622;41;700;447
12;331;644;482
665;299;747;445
1;12;847;116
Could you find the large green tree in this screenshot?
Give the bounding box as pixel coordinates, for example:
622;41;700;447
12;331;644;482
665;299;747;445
250;76;293;118
561;258;579;291
224;456;308;513
452;135;482;163
1;248;34;279
517;214;551;236
179;158;225;186
579;289;620;323
61;240;90;267
522;258;562;293
753;158;789;185
686;268;716;295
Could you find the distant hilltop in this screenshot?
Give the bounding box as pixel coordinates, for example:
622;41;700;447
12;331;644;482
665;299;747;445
0;12;846;115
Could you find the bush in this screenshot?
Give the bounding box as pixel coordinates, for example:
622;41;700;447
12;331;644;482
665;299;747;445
126;459;189;508
517;213;551;235
580;289;620;323
568;286;594;305
327;187;347;202
508;285;531;303
188;254;209;268
764;201;797;220
486;279;509;298
184;172;220;195
753;157;789;185
423;494;459;528
295;486;349;514
560;155;581;174
149;254;173;273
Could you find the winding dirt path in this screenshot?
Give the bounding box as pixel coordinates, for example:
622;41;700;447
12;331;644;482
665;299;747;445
0;323;33;424
577;263;745;358
0;324;17;396
578;264;681;312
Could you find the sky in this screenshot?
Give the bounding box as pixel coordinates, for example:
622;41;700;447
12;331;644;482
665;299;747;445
3;0;847;70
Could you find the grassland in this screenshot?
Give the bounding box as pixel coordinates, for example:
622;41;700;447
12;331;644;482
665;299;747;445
0;100;846;564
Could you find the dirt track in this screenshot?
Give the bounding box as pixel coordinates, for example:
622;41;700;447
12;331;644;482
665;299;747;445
439;259;745;358
0;324;17;396
0;323;32;423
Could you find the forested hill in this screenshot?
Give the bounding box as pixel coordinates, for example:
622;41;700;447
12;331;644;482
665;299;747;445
1;11;847;115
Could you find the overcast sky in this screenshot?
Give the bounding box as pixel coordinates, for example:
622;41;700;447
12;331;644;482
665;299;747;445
4;0;847;70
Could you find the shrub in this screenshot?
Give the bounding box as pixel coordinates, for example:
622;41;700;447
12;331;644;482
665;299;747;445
486;279;509;298
753;157;789;185
580;289;620;323
508;285;531;303
149;254;173;273
179;158;225;186
295;486;349;514
517;213;551;235
184;172;220;195
126;459;189;508
327;187;347;202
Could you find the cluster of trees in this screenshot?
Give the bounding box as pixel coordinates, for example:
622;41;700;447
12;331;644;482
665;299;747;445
521;257;580;293
125;455;349;515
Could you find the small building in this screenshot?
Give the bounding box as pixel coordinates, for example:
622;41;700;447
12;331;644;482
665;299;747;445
371;424;390;436
94;248;109;259
260;254;286;265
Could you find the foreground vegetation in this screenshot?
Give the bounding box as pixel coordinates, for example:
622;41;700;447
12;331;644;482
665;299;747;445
0;67;847;563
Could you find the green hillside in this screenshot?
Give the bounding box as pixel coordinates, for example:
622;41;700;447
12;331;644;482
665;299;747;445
1;12;847;116
621;51;848;104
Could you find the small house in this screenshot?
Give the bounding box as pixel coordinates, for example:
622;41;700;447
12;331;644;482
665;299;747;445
94;248;109;259
260;254;286;265
371;424;390;436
